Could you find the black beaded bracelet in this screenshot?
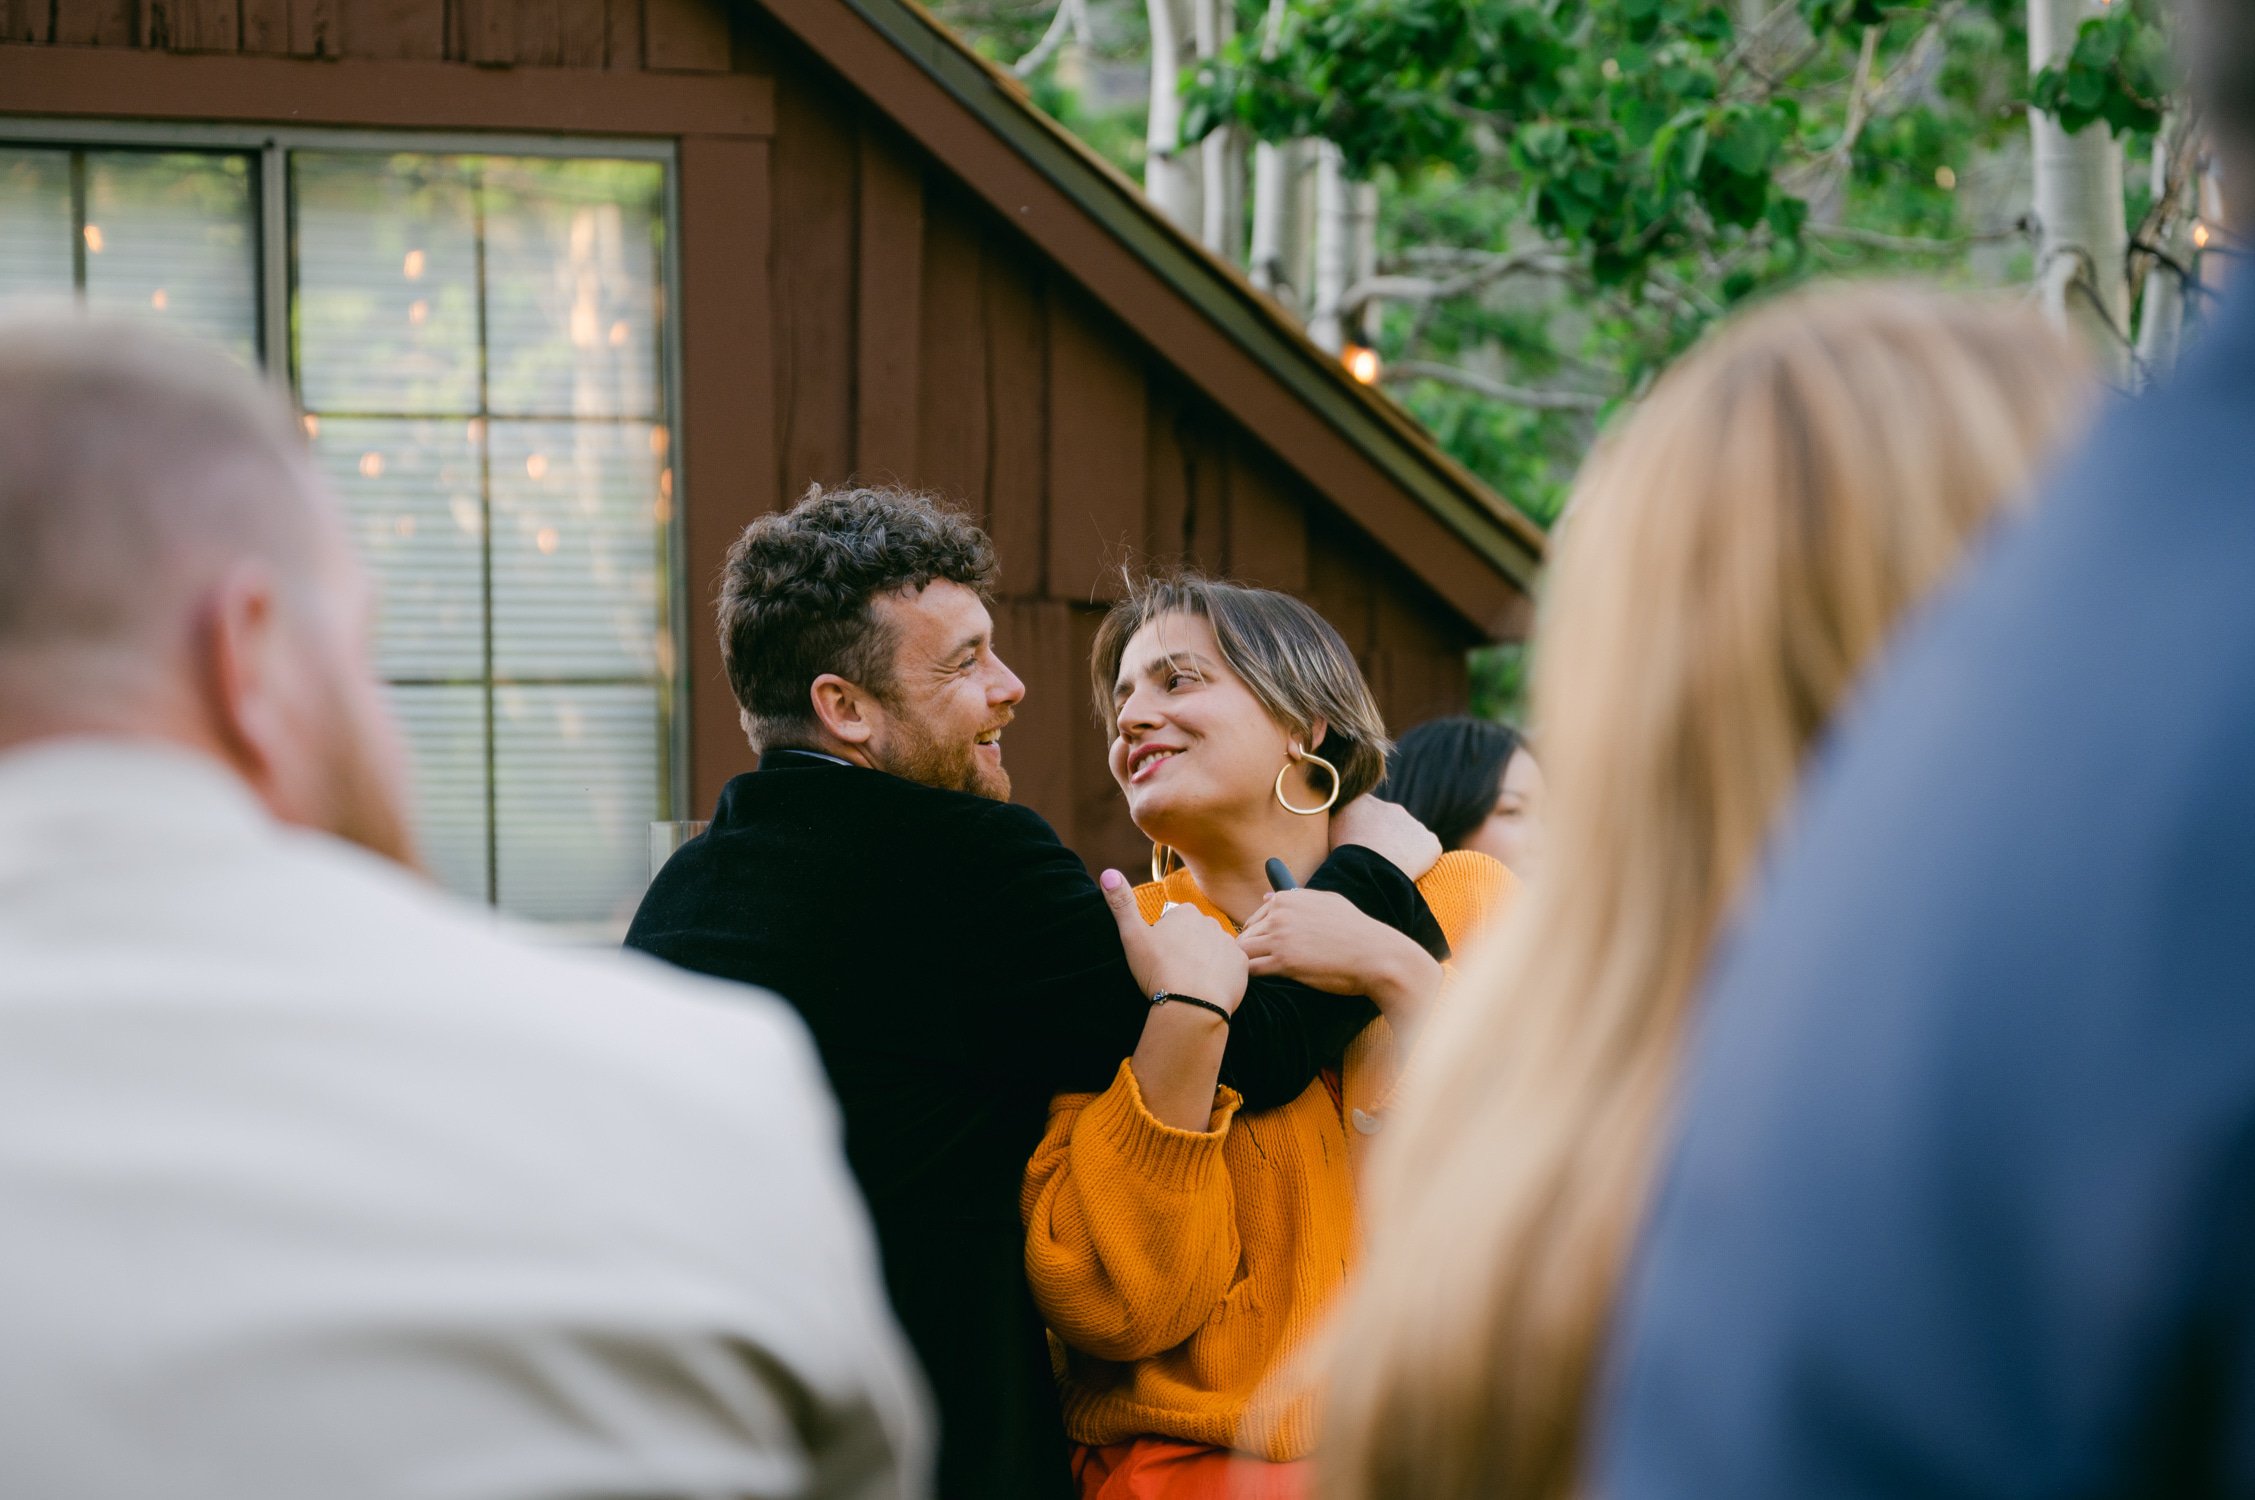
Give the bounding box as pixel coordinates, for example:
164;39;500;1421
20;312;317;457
1149;990;1233;1026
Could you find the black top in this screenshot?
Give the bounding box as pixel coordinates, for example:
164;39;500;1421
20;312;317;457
1600;293;2255;1496
626;750;1442;1500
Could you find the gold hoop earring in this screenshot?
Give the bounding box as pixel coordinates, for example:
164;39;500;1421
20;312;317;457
1275;749;1341;816
1151;842;1182;885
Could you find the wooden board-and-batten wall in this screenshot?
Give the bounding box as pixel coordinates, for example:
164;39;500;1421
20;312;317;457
0;0;1493;877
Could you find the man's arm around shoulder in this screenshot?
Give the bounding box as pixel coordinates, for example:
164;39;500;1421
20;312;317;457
963;799;1438;1110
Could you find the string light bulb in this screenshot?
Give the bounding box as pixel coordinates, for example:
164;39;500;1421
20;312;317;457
2194;222;2213;250
1343;344;1381;385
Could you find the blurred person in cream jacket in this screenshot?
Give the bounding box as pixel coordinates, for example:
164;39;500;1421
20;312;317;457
0;313;930;1500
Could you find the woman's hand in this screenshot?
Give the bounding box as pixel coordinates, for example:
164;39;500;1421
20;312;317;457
1101;870;1249;1014
1329;795;1444;881
1237;889;1444;1025
1102;870;1248;1129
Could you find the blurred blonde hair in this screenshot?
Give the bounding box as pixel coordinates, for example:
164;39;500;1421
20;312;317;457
1312;283;2092;1500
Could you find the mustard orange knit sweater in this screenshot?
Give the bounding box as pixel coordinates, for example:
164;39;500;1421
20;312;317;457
1019;851;1513;1461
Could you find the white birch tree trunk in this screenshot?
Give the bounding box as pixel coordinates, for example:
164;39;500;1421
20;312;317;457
2029;0;2131;382
1201;130;1247;261
1309;143;1352;353
1250;142;1291;293
1194;0;1244;260
1244;0;1295;298
1251;141;1314;314
1144;0;1203;233
2134;114;2197;382
2202;162;2234;298
1352;179;1380;343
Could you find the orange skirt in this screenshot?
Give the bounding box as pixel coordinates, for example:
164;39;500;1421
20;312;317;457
1072;1438;1311;1500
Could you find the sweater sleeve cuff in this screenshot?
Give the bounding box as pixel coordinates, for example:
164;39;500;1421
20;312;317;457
1077;1058;1242;1192
1310;844;1450;959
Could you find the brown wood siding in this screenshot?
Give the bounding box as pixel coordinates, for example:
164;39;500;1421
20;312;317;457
0;0;701;63
678;131;779;820
0;0;1483;875
746;41;1477;874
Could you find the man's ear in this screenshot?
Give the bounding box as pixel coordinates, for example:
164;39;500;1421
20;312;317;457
809;672;879;746
199;562;289;789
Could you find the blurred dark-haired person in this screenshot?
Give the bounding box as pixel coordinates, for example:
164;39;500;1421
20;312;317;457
1596;5;2255;1497
624;486;1448;1500
0;316;927;1500
1380;717;1543;878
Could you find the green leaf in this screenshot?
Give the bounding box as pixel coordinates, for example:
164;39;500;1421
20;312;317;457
950;0;2120;532
2030;7;2172;136
1765;192;1810;242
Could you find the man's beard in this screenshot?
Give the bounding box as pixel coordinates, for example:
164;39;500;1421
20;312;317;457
312;679;423;870
873;715;1011;801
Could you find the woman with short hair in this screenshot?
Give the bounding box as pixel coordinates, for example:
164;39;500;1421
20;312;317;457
1382;717;1544;878
1021;575;1514;1500
1314;283;2094;1500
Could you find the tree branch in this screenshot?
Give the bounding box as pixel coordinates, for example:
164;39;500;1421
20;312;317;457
1645;267;1724;321
1382;360;1611;412
1783;6;1962;198
1806;221;2027;253
1011;0;1084;78
1718;0;1815;97
2127;106;2206;308
1343;247;1574;316
1838;24;1881;152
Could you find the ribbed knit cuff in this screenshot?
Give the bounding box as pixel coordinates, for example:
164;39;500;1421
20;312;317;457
1077;1059;1242;1193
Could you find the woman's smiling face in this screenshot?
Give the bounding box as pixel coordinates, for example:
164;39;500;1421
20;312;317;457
1108;610;1302;845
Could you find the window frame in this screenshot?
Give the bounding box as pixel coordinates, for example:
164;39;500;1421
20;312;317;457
0;118;695;897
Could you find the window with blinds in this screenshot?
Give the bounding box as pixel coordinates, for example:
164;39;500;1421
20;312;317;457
0;137;679;937
0;148;259;356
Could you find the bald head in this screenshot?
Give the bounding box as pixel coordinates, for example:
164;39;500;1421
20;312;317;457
0;311;414;865
0;314;328;675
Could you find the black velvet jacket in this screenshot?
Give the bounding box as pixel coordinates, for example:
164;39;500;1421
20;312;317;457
625;750;1442;1500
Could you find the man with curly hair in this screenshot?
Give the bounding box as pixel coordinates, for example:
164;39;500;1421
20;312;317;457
626;485;1443;1500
